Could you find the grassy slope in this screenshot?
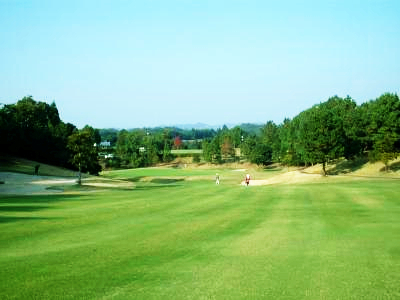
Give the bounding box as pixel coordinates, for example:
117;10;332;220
1;168;400;299
0;155;79;177
306;157;400;177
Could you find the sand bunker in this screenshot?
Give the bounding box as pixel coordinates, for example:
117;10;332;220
241;171;323;186
0;172;136;195
0;172;76;195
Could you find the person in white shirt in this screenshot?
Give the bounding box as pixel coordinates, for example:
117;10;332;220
245;174;250;186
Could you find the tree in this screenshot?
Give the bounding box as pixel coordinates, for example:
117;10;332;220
297;96;355;175
261;121;280;162
163;141;173;162
210;136;222;163
67;127;101;184
221;136;235;160
240;135;257;162
278;118;294;165
372;132;398;171
0;96;77;168
202;140;212;162
174;136;182;149
364;93;400;168
115;129;130;167
249;142;273;165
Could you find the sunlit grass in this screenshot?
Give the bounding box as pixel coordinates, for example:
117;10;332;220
1;171;400;299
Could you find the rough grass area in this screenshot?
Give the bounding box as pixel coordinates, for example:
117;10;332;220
305;157;400;177
1;169;400;299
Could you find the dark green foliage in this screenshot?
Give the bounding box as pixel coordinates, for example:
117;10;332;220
2;93;399;171
192;153;201;163
239;123;263;136
0;96;76;168
248;143;273;165
240;93;398;171
98;128;119;145
293;96;356;174
261;121;281;162
67;126;102;180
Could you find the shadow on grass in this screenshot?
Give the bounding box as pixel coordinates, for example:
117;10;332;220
0;194;82;204
125;176;146;182
151;178;185;184
263;166;284;172
380;161;400;173
0;216;53;224
0;205;50;212
134;184;184;191
328;157;369;175
391;161;400;171
0;155;16;167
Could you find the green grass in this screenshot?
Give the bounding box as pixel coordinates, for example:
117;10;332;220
102;166;216;178
1;168;400;299
171;149;203;154
101;165;283;184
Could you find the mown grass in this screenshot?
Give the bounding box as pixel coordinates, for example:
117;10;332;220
101;165;283;184
1;169;400;299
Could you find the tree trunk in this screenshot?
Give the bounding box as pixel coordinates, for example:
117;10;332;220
78;162;82;185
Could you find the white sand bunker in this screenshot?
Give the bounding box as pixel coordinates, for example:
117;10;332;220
81;177;135;189
0;172;135;195
241;171;323;186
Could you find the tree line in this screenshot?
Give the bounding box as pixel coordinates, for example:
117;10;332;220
201;93;399;175
1;93;399;174
0;96;101;175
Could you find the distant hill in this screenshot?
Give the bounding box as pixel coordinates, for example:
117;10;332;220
155;122;264;132
163;123;232;130
239;123;263;136
98;123;265;136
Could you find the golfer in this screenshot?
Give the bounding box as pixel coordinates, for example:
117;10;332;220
245;173;250;186
215;173;220;185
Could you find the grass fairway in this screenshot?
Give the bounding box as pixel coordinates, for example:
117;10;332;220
1;168;400;299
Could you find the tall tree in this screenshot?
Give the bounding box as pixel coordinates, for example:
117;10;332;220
67;127;101;184
297;96;356;175
261;121;281;162
364;93;400;168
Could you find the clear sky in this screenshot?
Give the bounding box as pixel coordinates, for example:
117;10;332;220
1;0;399;129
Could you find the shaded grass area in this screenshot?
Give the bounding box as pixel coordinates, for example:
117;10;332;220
0;155;79;177
1;179;400;299
328;157;369;175
391;161;400;172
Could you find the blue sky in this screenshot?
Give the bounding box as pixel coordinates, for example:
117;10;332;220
1;0;399;129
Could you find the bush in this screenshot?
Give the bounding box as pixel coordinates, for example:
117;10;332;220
192;154;201;163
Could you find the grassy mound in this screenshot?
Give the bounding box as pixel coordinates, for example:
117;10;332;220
304;157;400;177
